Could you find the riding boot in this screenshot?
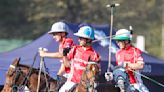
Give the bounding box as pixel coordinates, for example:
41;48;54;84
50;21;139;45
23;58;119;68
117;80;125;92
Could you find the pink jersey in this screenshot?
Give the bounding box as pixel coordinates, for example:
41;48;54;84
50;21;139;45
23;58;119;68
67;46;100;83
59;37;74;73
59;37;73;53
116;45;144;84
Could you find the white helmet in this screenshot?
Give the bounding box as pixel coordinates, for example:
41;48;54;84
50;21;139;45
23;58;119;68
113;29;131;40
48;22;69;34
74;26;95;40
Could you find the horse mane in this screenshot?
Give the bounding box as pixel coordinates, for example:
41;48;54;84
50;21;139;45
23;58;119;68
18;64;30;68
18;63;50;76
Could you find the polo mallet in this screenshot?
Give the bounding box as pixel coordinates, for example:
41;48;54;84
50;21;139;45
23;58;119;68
106;3;120;72
37;47;48;92
105;3;120;81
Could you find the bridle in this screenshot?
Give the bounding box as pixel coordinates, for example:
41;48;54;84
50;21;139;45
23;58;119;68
80;62;99;92
12;66;24;91
6;64;31;92
5;64;22;91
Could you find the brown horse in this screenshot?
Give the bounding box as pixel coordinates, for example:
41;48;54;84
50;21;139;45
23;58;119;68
75;61;100;92
74;61;119;92
2;58;58;92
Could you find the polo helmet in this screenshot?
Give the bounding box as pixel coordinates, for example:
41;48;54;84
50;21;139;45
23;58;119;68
113;29;131;40
74;26;94;40
48;22;69;34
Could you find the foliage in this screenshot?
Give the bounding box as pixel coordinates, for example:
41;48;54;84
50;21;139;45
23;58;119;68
0;0;163;59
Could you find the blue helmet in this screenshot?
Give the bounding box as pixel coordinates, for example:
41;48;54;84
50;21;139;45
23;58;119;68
74;26;94;40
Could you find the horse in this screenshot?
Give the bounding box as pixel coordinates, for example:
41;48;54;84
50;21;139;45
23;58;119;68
72;61;120;92
2;58;59;92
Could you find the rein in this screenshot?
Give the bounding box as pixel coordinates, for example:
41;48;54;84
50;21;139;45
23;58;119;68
19;52;38;87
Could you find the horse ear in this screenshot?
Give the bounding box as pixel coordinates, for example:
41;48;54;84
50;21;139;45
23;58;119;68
12;57;21;66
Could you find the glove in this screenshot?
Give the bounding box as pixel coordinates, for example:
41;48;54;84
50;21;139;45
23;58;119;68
54;75;62;80
105;72;113;81
63;48;71;56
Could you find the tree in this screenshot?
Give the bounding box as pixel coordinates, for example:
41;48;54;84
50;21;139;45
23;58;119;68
0;0;163;59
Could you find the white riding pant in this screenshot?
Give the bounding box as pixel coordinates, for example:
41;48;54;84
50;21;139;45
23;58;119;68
59;81;76;92
132;83;149;92
63;73;70;78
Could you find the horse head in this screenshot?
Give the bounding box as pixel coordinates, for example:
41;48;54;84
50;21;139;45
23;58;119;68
85;61;100;82
76;59;100;92
2;58;24;92
2;57;41;92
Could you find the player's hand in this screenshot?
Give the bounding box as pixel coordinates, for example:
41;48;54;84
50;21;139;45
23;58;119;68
105;72;113;81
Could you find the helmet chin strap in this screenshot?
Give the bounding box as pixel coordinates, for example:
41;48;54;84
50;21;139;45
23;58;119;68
124;40;131;48
82;42;91;47
59;33;67;42
86;39;92;46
